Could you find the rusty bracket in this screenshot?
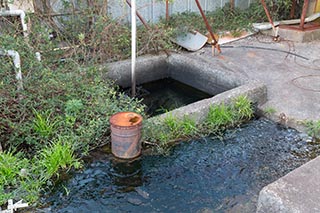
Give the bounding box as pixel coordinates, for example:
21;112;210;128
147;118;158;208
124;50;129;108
260;0;279;38
194;0;221;55
300;0;310;30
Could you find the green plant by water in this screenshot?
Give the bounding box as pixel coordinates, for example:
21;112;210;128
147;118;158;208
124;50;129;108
305;120;320;141
143;96;254;154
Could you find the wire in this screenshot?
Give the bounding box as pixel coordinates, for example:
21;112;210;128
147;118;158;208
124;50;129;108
221;45;309;60
291;75;320;92
294;56;320;70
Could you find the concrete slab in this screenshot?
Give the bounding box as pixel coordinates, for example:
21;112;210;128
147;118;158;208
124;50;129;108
191;34;320;131
256;156;320;213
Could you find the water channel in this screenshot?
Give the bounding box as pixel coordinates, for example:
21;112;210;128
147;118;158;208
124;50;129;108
42;118;320;212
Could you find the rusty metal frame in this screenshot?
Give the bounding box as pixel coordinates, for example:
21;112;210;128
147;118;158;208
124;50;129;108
300;0;310;30
194;0;221;55
166;0;169;21
261;0;311;32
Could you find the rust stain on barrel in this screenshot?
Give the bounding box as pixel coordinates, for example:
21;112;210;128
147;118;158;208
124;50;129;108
110;112;143;159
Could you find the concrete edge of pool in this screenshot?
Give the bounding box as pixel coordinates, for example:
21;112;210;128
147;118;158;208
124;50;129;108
105;53;319;212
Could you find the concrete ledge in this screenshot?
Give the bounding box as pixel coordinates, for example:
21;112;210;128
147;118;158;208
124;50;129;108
257;156;320;213
278;28;320;42
155;80;267;124
107;54;169;88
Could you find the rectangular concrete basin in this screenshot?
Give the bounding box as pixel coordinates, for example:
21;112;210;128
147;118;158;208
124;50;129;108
106;53;267;123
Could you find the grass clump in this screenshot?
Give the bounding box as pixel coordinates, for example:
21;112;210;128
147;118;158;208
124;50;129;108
0;142;81;205
305;120;320;141
144;96;254;154
39;139;82;178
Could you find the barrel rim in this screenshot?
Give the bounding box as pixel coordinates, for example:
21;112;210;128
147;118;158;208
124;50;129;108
109;111;143;128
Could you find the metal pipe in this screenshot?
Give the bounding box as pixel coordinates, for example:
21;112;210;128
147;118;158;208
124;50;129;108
194;0;218;45
126;0;151;30
166;0;169;21
131;0;137;97
260;0;278;37
0;49;23;90
300;0;309;30
0;9;28;37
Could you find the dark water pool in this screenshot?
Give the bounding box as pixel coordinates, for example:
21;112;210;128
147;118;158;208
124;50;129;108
42;118;320;213
126;78;212;116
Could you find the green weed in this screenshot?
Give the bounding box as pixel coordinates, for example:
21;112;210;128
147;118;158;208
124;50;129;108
305;120;320;140
264;107;277;115
181;116;198;136
32;110;60;138
205;104;234;131
39;139;82;178
232;95;253;121
144;96;253;154
0;152;29;186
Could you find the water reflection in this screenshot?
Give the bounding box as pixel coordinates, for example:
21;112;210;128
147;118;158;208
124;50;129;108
110;157;143;191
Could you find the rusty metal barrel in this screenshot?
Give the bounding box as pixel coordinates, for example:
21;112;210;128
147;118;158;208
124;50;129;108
109;112;143;159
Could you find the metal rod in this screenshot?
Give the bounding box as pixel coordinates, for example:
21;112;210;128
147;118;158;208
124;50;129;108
166;0;169;21
126;0;151;30
194;0;218;45
300;0;309;30
260;0;277;36
131;0;136;97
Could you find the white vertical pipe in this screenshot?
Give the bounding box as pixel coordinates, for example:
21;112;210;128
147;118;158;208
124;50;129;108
131;0;137;97
0;49;23;90
205;0;208;13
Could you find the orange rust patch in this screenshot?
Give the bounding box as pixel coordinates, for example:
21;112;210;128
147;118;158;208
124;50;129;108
110;112;143;127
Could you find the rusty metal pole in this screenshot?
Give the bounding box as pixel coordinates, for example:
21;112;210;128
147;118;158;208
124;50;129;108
300;0;309;30
166;0;169;21
126;0;151;30
194;0;221;54
260;0;277;37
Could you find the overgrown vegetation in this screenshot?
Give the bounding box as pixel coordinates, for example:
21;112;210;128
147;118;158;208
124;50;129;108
0;0;296;207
